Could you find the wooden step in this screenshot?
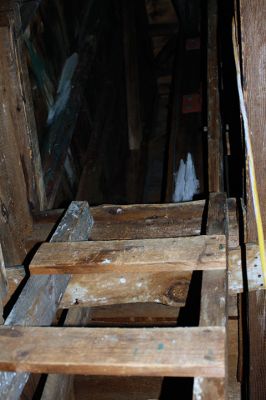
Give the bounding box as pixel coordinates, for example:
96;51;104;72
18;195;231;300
0;326;225;378
60;271;191;308
29;235;226;275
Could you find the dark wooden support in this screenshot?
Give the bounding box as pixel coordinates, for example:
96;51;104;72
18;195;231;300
207;0;223;193
193;193;228;399
0;23;33;266
122;1;142;151
239;1;266;398
0;202;93;399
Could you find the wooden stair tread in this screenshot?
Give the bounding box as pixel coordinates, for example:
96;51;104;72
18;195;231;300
0;326;225;378
29;235;226;275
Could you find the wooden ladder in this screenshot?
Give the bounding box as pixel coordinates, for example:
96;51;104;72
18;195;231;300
0;193;229;400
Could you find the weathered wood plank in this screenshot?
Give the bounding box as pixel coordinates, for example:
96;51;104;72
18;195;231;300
73;376;164;400
41;308;92;400
229;244;264;294
60;271;191;308
30;235;226;275
0;25;33;266
91;201;205;240
0;326;225;378
207;0;223;192
80;303;181;326
240;1;266;397
193;193;227;400
28;201;206;248
0;202;93;400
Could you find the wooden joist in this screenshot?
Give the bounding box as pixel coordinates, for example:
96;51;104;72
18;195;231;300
0;202;93;400
0;326;225;378
29;235;226;275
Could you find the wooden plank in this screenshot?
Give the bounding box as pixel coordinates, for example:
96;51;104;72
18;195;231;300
207;0;223;192
0;25;33;266
30;235;226;275
0;326;225;378
29;200;206;244
73;376;164;400
193;193;228;399
229;244;264;294
11;9;47;211
80;303;181;327
60;271;191;308
239;1;266;398
4;266;26;307
122;1;142;150
41;308;92;400
0;202;93;400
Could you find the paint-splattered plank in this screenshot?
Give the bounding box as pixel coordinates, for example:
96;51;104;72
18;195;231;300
0;326;225;378
0;202;93;400
29;235;226;275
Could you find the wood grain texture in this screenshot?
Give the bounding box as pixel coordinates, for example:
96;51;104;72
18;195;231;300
90;201;205;240
0;202;93;400
207;0;223;192
0;25;33;266
240;2;266;398
30;235;226;275
229;244;264;293
193;193;227;400
60;271;191;308
0;326;225;378
4;266;26;307
80;303;180;326
73;376;164;400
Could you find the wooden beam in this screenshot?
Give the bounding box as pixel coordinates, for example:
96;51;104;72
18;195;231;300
29;200;206;245
0;202;93;399
239;1;266;397
193;193;228;399
29;235;226;275
122;1;142;150
0;25;33;265
79;303;181;327
60;271;191;308
207;0;223;192
0;326;225;378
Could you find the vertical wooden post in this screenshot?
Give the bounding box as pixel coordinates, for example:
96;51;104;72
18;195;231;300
207;0;223;193
193;193;228;399
122;1;142;151
240;1;266;398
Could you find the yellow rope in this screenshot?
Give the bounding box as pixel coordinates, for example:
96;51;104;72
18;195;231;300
232;19;266;288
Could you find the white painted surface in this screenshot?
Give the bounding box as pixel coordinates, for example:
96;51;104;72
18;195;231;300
172;153;199;202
